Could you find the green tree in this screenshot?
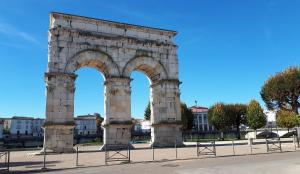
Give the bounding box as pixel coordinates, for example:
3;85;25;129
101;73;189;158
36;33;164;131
261;66;300;114
276;110;299;131
181;103;194;130
144;102;151;120
208;103;232;140
246;100;267;136
225;104;247;140
94;113;104;134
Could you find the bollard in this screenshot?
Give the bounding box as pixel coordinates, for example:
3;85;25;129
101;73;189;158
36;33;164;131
232;140;235;156
42;147;46;170
76;146;79;166
152;145;154;161
250;141;253;155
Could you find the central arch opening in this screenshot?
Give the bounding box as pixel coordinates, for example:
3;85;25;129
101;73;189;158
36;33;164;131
74;67;105;145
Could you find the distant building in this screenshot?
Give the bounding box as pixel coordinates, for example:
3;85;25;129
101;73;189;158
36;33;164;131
190;106;214;132
132;119;151;134
141;120;151;133
264;110;276;128
4;116;34;136
132;119;142;133
0;120;4;139
32;118;45;137
75;115;97;135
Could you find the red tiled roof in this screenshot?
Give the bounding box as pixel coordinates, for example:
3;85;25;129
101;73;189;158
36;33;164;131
189;106;208;113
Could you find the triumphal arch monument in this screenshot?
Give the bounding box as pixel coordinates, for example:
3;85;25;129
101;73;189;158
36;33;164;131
44;12;182;152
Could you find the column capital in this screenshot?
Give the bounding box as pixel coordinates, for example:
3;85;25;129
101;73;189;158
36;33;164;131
150;78;181;88
45;72;77;81
104;76;132;85
45;72;76;93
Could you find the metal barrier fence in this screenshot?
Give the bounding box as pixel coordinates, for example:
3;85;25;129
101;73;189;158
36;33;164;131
2;137;300;173
196;141;216;157
0;150;10;172
266;138;282;153
104;144;131;165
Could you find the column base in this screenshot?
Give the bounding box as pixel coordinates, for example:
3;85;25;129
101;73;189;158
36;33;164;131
151;123;183;147
43;124;75;153
100;123;133;151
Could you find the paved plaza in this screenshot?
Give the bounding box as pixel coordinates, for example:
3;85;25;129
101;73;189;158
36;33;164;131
44;150;300;174
2;139;299;173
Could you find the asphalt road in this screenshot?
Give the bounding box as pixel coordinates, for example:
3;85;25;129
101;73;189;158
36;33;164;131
40;151;300;174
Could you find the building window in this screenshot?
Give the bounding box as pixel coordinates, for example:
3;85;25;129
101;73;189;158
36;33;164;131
203;114;208;123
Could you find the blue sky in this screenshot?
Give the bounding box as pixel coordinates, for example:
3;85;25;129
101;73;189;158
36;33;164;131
0;0;299;119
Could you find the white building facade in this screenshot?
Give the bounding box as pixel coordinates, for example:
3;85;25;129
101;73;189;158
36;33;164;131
75;115;97;135
0;120;4;139
33;118;45;137
264;110;277;128
141;120;151;133
4;117;34;136
190;106;214;132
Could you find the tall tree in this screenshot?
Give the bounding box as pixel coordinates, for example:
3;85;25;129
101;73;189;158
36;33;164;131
261;66;300;114
94;113;104;134
208;103;232;140
276;110;299;131
144;102;151;120
181;103;194;130
225;104;247;140
246;100;267;136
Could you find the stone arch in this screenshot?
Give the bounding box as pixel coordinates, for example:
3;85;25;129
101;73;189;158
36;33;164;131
64;49;120;79
45;13;182;152
122;56;168;84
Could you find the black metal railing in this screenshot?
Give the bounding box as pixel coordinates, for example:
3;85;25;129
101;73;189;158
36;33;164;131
104;144;131;165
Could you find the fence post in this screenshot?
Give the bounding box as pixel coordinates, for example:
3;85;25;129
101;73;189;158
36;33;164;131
213;141;216;157
279;138;282;152
196;141;199;157
76;146;79;166
152;145;154;161
175;139;177;159
232;140;235;156
128;144;131;163
104;144;107;165
293;135;297;151
42;147;46;170
266;139;269;153
250;140;253;155
7;151;10;172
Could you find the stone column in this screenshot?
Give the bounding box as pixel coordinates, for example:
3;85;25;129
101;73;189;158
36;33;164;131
101;77;132;150
151;79;183;147
43;72;76;153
